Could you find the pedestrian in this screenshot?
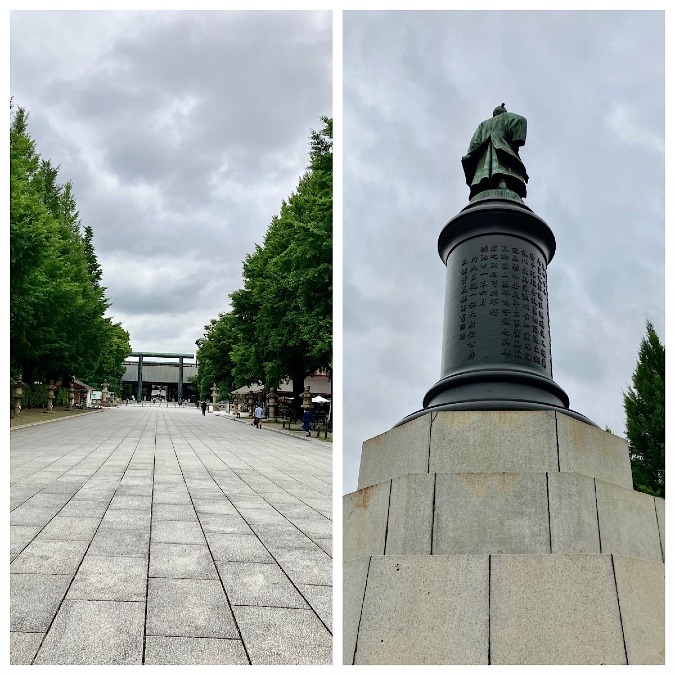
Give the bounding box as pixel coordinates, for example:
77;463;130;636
254;404;263;429
201;400;206;416
302;409;313;437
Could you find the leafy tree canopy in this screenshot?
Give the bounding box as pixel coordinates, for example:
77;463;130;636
196;116;332;409
10;103;131;394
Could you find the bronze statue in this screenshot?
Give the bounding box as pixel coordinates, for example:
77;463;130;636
461;104;528;199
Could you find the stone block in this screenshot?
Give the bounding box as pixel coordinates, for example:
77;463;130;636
595;481;662;562
149;542;219;579
385;473;435;555
343;557;370;665
357;414;431;490
146;577;238;639
556;413;632;488
654;496;664;559
490;554;626;664
297;583;332;631
343;482;390;562
354;555;489;664
433;473;549;554
205;533;273;563
233;606;331;664
10;631;44;665
430;410;558;474
547;472;600;554
613;555;664;664
215;561;307;608
34;599;145;664
10;573;71;632
273;548;332;586
144;636;248;665
67;555;147;601
10;539;88;574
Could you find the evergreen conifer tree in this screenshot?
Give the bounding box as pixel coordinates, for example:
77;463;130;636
623;321;665;497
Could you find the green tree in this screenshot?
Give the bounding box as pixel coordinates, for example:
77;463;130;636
195;312;238;399
229;116;332;413
623;321;665;498
10;104;130;397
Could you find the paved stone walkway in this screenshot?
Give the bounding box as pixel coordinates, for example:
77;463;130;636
10;406;332;665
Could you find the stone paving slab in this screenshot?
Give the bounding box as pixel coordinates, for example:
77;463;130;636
10;405;332;664
216;560;309;608
144;636;249;665
233;606;333;665
10;632;45;665
34;600;145;665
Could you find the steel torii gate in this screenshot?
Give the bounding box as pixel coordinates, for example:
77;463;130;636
131;352;194;402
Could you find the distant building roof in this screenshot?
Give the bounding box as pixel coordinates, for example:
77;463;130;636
232;374;331;397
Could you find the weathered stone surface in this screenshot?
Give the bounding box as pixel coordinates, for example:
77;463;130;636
149;542;219;579
146;577;238;639
144;636;248;665
34;600;145;665
206;533;273;563
151;519;206;544
38;516;101;541
613;555;664;664
233;606;331;665
343;557;370;665
67;555;147;601
297;583;332;631
556;413;632;488
595;480;662;562
10;631;44;665
10;538;88;574
357;414;430;490
547;471;600;554
654;496;664;560
216;560;307;608
88;528;150;557
385;473;434;555
355;555;489;664
433;473;549;554
430;410;558;474
273;548;332;586
490;554;626;664
343;481;390;561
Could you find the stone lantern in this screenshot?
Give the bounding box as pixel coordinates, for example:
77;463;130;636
267;388;278;421
301;385;313;411
211;383;219;410
247;391;255;412
68;377;75;410
46;380;57;412
101;380;109;407
12;378;26;418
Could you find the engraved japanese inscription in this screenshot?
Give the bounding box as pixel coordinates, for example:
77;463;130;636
441;234;551;376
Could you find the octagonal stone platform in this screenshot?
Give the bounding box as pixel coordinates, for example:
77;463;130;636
344;410;664;665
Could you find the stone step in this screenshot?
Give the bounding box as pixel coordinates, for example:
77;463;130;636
344;471;664;563
344;553;664;665
358;410;632;490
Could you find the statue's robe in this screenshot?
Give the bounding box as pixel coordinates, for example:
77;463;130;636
461;112;528;199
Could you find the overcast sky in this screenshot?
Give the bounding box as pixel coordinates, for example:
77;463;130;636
10;10;331;363
343;10;665;493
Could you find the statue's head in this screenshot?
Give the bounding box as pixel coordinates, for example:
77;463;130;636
493;103;507;116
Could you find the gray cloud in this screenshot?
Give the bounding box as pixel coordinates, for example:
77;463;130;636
11;10;331;368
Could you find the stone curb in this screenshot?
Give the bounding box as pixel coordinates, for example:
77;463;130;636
9;409;103;431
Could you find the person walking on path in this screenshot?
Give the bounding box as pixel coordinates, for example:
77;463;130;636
201;400;207;416
254;404;263;428
302;409;313;437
